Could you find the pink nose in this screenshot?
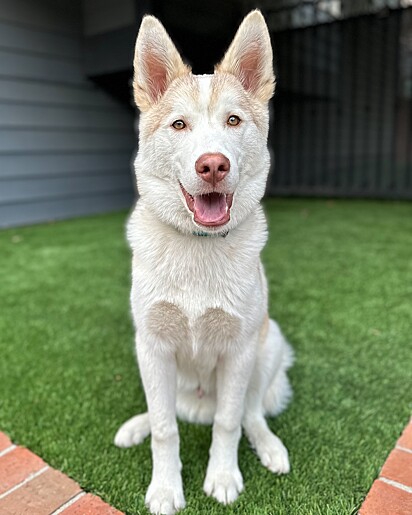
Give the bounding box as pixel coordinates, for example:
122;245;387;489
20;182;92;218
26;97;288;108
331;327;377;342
195;153;230;185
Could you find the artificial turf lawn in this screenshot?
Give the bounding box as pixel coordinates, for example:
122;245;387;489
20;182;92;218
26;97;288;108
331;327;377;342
0;199;411;515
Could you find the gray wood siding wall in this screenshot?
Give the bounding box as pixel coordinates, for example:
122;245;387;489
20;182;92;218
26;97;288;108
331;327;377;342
0;0;136;228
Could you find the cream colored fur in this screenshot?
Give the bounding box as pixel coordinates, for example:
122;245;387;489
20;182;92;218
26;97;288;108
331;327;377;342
114;10;294;515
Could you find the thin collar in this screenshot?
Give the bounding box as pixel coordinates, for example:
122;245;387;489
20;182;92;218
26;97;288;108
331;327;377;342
192;230;229;238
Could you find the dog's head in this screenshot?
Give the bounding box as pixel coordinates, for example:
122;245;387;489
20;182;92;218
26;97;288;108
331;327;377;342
133;10;275;235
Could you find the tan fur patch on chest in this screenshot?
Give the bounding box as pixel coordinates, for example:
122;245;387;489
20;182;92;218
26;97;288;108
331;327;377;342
146;303;241;351
194;308;241;349
146;301;190;348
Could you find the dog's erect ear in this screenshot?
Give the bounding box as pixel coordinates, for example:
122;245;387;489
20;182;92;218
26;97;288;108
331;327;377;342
133;16;190;111
216;10;275;102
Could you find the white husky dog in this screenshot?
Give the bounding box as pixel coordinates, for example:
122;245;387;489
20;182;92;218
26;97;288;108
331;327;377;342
114;10;294;515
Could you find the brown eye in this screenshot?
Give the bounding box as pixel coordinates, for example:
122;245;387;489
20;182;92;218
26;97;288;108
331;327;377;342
172;119;186;130
227;115;241;126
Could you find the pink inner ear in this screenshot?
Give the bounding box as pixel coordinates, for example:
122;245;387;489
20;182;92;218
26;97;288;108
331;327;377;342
145;52;168;102
238;42;261;93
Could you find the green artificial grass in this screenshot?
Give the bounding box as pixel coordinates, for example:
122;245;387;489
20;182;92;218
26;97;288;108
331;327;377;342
0;199;411;515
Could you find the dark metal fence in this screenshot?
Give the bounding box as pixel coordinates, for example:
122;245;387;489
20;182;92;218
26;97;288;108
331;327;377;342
267;6;412;198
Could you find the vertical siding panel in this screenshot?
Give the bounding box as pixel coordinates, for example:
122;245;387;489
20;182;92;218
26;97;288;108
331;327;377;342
268;7;412;199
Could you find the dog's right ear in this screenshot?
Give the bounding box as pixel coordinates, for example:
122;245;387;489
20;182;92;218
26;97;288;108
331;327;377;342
133;16;190;111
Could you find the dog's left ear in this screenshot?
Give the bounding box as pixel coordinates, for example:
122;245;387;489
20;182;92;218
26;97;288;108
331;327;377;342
216;10;275;103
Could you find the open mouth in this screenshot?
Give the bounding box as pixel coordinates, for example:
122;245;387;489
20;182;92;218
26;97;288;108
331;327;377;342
180;183;233;227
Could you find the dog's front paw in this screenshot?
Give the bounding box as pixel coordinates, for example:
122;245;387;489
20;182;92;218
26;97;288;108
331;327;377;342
146;479;185;515
203;466;243;505
256;432;290;474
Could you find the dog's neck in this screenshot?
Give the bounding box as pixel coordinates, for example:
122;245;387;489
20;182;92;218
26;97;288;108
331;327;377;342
127;203;268;257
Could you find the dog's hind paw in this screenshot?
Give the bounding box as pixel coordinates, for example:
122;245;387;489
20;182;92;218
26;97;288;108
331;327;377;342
203;467;243;505
256;432;290;474
145;483;185;515
114;412;150;448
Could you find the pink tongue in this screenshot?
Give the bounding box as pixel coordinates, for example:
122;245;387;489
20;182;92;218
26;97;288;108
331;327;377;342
194;193;227;223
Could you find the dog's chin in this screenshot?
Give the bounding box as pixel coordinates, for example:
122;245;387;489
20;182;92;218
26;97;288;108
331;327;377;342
180;183;234;231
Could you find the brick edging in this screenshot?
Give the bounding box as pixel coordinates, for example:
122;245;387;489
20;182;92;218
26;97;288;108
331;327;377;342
359;418;412;514
2;421;411;515
0;431;123;514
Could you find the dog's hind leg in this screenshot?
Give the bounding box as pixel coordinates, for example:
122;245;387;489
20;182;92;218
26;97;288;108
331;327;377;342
242;318;293;474
114;412;151;448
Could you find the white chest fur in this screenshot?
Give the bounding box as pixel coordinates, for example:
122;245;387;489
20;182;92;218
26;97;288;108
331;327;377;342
127;202;269;383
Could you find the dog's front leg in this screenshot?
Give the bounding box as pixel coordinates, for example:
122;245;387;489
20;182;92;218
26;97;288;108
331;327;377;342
203;341;256;505
136;337;184;515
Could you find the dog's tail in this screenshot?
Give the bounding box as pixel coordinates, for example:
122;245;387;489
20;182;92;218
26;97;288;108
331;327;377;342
263;319;294;417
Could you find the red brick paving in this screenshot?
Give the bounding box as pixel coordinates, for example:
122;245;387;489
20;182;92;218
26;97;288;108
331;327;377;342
360;479;412;515
0;447;46;495
398;422;412;451
360;419;412;515
0;431;124;515
0;433;12;452
61;493;123;514
381;448;412;489
0;469;81;515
